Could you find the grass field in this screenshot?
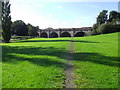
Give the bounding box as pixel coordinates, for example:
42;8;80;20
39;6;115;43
73;32;119;88
2;38;70;88
1;32;119;88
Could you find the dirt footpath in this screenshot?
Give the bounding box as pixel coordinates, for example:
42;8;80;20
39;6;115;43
65;39;76;88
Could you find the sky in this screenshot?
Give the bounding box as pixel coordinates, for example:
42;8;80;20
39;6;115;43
10;0;119;29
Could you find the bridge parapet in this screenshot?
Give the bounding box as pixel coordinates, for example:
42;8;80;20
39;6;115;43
38;27;92;38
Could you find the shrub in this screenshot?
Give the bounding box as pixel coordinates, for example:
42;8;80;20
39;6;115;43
85;31;92;36
91;29;98;35
11;36;31;40
91;23;100;35
97;23;120;34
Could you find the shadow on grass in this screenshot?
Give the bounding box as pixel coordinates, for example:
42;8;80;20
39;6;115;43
73;40;101;43
21;40;70;43
2;39;118;68
2;45;68;68
73;53;119;67
21;39;103;43
2;46;119;68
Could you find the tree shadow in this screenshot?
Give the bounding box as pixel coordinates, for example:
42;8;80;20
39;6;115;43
20;39;109;43
2;45;68;68
20;40;70;43
2;40;118;68
73;40;100;43
73;52;119;67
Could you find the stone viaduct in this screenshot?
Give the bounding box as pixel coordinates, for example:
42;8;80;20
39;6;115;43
38;27;92;38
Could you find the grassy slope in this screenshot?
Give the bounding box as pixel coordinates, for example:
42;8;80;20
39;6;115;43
73;32;119;88
1;32;119;88
2;38;70;88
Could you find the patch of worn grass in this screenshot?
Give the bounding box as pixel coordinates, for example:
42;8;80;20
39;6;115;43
2;38;70;88
73;32;119;88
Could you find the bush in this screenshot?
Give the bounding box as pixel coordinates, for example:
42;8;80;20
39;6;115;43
85;31;92;36
11;36;31;40
91;23;100;35
97;23;120;34
91;29;98;35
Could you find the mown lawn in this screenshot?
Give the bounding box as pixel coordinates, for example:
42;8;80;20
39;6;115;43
1;32;119;88
0;45;1;90
73;32;119;88
2;38;70;88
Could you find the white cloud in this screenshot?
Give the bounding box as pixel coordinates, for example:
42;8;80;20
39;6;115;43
10;0;49;28
10;0;71;29
74;16;95;27
47;13;53;17
11;4;46;28
87;4;100;8
35;4;45;8
10;0;107;29
57;6;63;9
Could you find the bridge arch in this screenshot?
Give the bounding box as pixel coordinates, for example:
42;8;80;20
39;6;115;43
40;32;48;38
49;32;58;38
74;32;85;37
60;32;71;37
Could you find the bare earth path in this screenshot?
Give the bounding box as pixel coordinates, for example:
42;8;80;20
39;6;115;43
65;38;76;88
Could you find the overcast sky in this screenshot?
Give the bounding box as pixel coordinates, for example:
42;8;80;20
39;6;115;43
10;0;119;29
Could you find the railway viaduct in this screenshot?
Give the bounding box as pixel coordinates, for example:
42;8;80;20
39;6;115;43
38;27;92;38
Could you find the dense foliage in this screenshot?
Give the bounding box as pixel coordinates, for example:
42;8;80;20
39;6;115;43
108;11;120;22
1;1;39;43
92;10;120;35
97;23;120;34
97;10;108;25
2;1;12;43
11;21;39;37
12;20;28;36
27;23;39;37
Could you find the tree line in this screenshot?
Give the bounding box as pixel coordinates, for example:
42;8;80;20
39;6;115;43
1;1;39;43
12;20;39;37
92;10;120;35
1;1;120;43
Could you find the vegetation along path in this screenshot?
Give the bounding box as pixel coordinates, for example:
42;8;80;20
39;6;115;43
65;38;76;88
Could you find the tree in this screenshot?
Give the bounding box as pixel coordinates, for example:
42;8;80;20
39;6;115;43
108;11;120;22
97;10;108;25
2;1;12;43
97;23;120;34
92;23;99;35
12;20;28;36
0;1;2;39
92;10;120;36
27;23;39;37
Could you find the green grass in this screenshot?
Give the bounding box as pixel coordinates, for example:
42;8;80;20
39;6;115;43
0;58;1;90
1;32;119;88
2;38;70;88
73;32;119;88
